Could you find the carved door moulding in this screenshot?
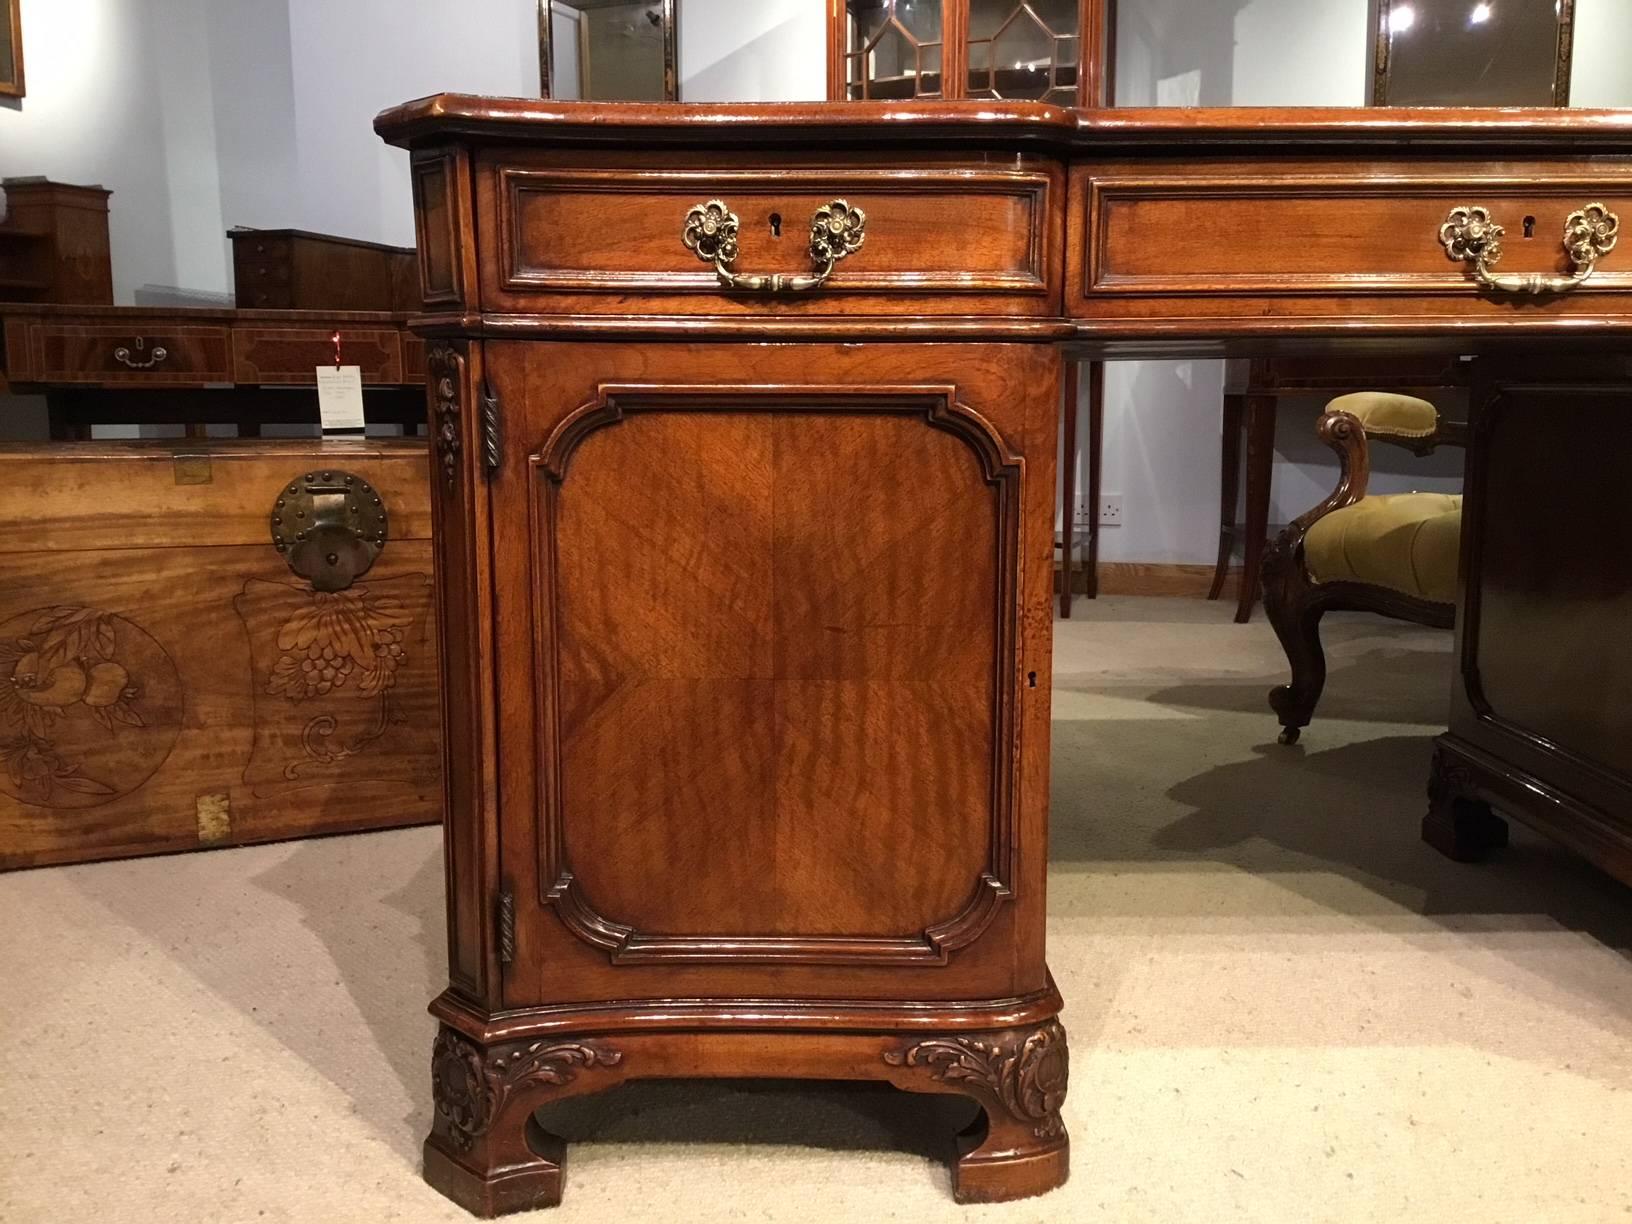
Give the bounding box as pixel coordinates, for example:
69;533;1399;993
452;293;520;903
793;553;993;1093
527;382;1025;967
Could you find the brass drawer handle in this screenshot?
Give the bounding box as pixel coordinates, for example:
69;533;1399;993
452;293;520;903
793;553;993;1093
682;198;866;293
113;337;169;368
1440;203;1619;295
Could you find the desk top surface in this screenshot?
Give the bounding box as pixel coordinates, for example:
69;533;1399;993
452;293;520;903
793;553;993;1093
376;95;1632;154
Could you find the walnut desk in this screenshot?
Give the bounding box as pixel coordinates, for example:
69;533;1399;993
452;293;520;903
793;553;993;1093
375;97;1632;1216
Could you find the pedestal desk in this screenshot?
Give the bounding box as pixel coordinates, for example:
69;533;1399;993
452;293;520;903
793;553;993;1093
375;97;1632;1215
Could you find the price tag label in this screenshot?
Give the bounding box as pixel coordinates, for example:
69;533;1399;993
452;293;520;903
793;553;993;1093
316;365;366;433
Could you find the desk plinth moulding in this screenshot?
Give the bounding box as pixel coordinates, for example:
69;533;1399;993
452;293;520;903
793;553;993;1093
378;96;1632;1214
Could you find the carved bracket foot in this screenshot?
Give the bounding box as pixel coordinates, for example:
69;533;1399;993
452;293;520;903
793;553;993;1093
424;1025;625;1217
884;1018;1070;1204
1424;743;1510;863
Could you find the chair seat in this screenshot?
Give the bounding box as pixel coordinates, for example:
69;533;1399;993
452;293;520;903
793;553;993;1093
1304;492;1462;604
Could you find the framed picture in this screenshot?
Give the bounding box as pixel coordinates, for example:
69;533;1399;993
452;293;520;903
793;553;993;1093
0;0;23;99
1371;0;1574;107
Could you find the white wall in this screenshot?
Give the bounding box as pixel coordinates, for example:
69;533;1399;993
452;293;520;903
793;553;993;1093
0;0;217;304
1572;0;1632;107
1;0;822;309
281;0;538;251
680;0;826;102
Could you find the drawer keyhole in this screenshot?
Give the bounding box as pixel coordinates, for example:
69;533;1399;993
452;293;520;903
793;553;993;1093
769;212;782;238
1523;215;1536;238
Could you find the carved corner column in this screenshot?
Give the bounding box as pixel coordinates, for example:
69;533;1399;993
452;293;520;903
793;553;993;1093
883;1018;1070;1203
425;340;505;1009
425;1026;628;1218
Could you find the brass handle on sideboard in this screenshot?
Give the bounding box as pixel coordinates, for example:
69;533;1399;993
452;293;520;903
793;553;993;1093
682;198;866;293
1440;203;1619;295
112;337;169;369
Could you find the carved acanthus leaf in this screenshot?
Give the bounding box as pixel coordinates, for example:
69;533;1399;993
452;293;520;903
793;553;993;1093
885;1019;1068;1140
431;1028;623;1153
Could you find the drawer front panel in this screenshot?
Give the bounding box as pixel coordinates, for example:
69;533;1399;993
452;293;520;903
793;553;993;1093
233;238;295;309
1072;162;1632;324
29;323;233;383
483;161;1061;316
232;327;404;385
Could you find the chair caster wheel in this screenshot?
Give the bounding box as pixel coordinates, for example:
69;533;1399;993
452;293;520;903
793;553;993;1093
1277;726;1301;745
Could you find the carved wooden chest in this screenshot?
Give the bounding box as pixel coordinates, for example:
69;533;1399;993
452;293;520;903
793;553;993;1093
0;438;440;869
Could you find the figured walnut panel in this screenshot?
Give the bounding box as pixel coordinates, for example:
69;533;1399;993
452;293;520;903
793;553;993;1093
532;389;1021;963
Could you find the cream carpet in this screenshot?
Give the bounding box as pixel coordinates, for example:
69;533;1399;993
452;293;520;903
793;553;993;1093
4;596;1631;1223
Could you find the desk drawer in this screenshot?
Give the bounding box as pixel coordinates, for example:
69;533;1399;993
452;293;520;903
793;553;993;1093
479;157;1062;317
1071;161;1632;327
27;323;232;384
232;326;404;385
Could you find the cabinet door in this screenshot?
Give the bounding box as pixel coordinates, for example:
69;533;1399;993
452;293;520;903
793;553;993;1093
1452;372;1632;828
485;340;1059;1008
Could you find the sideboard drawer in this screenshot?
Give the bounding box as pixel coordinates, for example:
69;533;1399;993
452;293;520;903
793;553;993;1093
1071;161;1632;328
232;326;403;385
480;156;1063;317
27;323;233;384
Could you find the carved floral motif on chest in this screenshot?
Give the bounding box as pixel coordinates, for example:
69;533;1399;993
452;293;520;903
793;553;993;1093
0;606;183;809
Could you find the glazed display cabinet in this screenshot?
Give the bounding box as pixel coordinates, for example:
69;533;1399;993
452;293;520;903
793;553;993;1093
827;0;1111;104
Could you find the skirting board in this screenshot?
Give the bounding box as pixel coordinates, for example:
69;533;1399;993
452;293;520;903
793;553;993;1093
1055;561;1244;599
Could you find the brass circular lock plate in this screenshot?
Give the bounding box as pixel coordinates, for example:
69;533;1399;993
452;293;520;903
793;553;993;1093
270;469;389;592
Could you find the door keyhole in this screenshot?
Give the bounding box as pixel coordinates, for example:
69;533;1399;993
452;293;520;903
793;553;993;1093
769;212;783;238
1523;215;1536;238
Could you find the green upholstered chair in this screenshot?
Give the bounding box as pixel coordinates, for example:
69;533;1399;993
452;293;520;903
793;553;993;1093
1262;392;1467;744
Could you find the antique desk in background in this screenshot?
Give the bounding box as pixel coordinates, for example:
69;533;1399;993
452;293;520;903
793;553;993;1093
0;304;426;437
375;97;1632;1215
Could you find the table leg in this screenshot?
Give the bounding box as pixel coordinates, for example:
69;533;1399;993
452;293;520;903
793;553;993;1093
1060;359;1078;618
46;393;90;441
1235;393;1277;623
1210;392;1244;601
1085;360;1104;600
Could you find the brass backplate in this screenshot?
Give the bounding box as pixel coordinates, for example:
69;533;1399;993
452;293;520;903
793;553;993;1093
270;469;388;593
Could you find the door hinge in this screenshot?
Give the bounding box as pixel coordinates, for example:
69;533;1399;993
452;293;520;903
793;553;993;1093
480;382;502;476
496;888;515;964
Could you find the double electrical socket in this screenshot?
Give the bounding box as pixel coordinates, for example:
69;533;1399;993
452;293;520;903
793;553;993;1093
1074;494;1123;527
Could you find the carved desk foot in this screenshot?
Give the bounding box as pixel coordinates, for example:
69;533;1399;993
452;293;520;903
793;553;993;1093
425;1027;627;1217
423;1007;1069;1215
884;1017;1071;1204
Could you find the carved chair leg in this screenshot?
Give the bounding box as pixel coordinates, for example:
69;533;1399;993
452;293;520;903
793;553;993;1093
1423;746;1509;862
884;1018;1069;1204
424;1026;625;1217
1263;569;1328;745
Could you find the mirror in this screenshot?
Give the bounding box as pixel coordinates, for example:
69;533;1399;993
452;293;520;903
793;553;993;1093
1372;0;1575;105
540;0;678;102
1;0;23;99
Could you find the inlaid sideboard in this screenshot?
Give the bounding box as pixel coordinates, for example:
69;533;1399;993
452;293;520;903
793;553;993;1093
0;303;426;437
374;96;1632;1215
